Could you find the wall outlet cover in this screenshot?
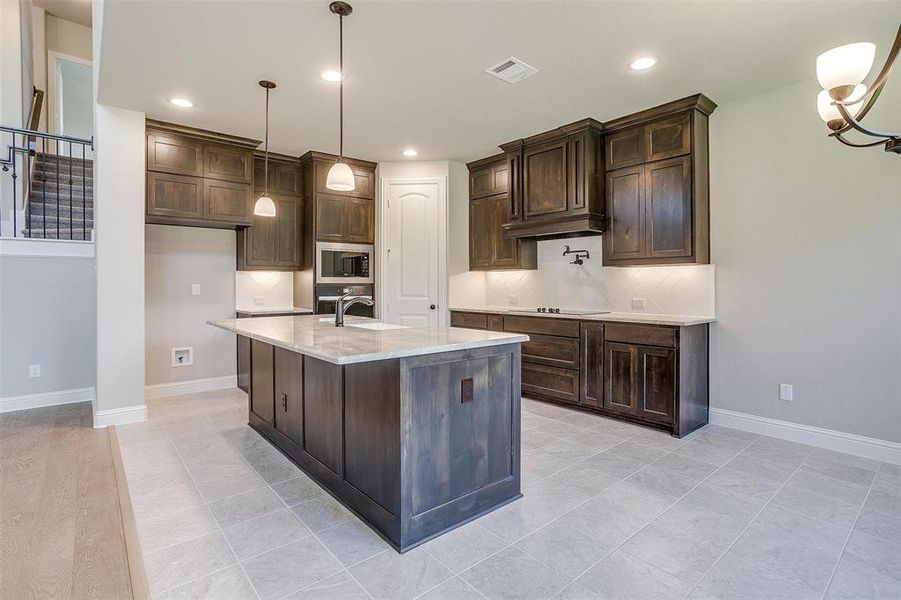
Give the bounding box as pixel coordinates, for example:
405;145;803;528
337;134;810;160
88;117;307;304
779;383;793;402
508;295;519;306
191;283;201;296
253;296;266;306
631;298;646;311
29;364;41;378
172;347;193;368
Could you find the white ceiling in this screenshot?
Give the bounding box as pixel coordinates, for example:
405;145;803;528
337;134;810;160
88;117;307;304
33;0;92;26
97;0;900;163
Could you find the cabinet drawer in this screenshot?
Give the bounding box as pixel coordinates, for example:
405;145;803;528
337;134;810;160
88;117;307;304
522;334;579;370
521;363;579;405
487;314;504;331
605;323;676;348
503;315;580;338
450;312;487;330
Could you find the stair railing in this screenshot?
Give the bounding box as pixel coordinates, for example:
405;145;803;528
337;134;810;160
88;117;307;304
1;125;94;240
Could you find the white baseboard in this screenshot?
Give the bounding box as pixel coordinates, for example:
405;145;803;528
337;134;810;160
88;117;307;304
0;386;94;413
94;404;147;428
144;375;237;400
710;407;901;465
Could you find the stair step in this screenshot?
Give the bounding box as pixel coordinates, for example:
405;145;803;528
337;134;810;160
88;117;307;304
28;206;94;219
20;228;93;241
33;153;93;166
30;189;94;202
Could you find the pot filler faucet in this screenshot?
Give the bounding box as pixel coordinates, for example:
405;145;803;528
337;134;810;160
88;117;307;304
335;291;375;327
563;245;590;265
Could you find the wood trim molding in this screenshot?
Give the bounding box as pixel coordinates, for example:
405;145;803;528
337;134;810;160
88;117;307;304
603;94;718;133
299;150;377;169
108;427;151;600
466;153;507;170
710;407;901;465
144;119;262;149
144;375;237;400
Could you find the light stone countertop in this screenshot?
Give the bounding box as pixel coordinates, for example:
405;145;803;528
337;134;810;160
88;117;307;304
450;306;715;327
209;314;529;365
235;306;314;316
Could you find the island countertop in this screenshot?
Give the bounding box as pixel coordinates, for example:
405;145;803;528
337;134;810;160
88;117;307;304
209;314;529;365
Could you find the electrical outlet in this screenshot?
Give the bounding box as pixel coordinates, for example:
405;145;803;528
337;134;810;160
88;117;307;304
191;283;201;296
631;298;646;311
253;296;266;306
28;364;41;378
171;347;193;368
508;295;519;306
779;383;793;402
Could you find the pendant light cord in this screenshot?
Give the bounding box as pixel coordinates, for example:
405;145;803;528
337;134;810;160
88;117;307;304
338;12;344;162
264;86;270;195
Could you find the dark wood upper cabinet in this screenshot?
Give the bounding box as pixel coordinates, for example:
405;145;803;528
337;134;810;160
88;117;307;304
500;119;604;240
346;198;375;244
315;193;348;242
238;154;303;271
147;132;203;176
466;155;536;271
602;95;715;266
145;120;259;229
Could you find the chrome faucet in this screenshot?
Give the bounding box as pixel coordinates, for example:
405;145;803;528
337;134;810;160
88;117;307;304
335;291;375;327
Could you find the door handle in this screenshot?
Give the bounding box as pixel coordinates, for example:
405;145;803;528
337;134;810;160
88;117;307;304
281;393;287;412
429;304;436;310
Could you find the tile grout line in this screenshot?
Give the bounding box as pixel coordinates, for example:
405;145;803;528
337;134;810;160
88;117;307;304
681;444;819;599
818;461;881;600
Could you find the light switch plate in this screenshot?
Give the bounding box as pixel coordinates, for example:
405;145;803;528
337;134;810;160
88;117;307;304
508;295;519;306
253;296;266;306
191;283;201;296
779;383;793;401
29;364;41;378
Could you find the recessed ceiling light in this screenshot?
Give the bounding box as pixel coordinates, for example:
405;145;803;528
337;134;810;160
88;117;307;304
169;97;194;108
403;149;418;157
629;56;657;71
320;70;343;82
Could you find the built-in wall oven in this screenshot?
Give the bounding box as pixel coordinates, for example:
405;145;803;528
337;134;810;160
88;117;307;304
316;242;373;285
315;284;375;318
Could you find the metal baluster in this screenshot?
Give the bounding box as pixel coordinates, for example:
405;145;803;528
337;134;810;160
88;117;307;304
11;133;18;238
55;141;60;239
82;143;86;240
25;132;31;235
42;137;46;239
68;142;73;240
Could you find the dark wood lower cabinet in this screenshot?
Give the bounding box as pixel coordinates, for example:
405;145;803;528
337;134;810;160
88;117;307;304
237;335;250;393
274;347;303;443
450;310;708;437
250;340;274;424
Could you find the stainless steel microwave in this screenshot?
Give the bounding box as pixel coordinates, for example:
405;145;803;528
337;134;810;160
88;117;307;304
315;242;373;284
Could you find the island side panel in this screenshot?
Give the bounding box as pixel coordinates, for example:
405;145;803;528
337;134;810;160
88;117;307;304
344;359;401;516
398;343;522;550
250;339;274;424
274;347;303;443
302;357;344;477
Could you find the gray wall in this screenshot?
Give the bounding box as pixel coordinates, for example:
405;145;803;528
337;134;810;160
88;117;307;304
145;225;236;386
0;254;96;397
709;76;901;442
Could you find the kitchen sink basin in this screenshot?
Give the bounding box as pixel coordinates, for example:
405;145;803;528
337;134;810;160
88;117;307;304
347;322;410;331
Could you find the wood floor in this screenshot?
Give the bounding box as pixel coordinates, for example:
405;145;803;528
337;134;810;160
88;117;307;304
0;402;136;600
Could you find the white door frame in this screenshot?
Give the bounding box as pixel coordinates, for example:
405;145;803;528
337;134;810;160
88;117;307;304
377;176;448;327
47;50;92;137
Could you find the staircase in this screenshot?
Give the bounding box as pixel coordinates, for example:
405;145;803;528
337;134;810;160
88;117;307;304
23;152;94;240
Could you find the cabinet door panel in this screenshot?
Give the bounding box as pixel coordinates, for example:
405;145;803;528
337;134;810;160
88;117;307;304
203;179;251;224
346;198;374;243
580;323;604;408
604;342;638;415
302;357;344;476
237;335;250;393
274;347;303;444
638;346;675;424
146;172;203;219
469;198;495;269
275;163;302;195
492;195;519;267
521;362;580;405
314;162;375;199
245;209;276;266
646;157;692;259
147;132;202;176
469;166;493;199
604;166;644;261
523;140;568;217
250;340;274;424
492;163;509;194
521;334;580;370
204;144;252;183
645;114;691;162
315;193;346;241
275;196;301;266
605;127;643;170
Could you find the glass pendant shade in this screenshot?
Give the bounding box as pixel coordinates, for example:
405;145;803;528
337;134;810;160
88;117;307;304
326;161;355;191
816;84;867;123
253;193;276;217
816;42;876;91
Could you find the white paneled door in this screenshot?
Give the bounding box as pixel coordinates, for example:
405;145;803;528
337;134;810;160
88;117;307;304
381;179;445;327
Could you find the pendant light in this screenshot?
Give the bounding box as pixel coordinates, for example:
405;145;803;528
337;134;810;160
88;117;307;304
326;1;356;191
254;80;277;217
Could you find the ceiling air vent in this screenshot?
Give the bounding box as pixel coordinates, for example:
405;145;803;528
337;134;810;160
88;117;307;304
485;57;538;84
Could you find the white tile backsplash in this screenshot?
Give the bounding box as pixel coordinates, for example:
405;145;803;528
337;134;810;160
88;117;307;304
235;271;294;310
484;237;714;316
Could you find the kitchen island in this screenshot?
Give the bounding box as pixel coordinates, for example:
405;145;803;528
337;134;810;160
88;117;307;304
209;314;528;552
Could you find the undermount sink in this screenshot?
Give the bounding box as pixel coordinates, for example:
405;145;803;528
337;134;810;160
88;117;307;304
347;322;410;331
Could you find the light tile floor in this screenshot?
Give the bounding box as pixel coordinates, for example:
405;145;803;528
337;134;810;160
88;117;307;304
116;390;901;600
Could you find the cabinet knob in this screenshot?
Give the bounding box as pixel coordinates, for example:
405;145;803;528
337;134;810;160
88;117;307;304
429;304;436;310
